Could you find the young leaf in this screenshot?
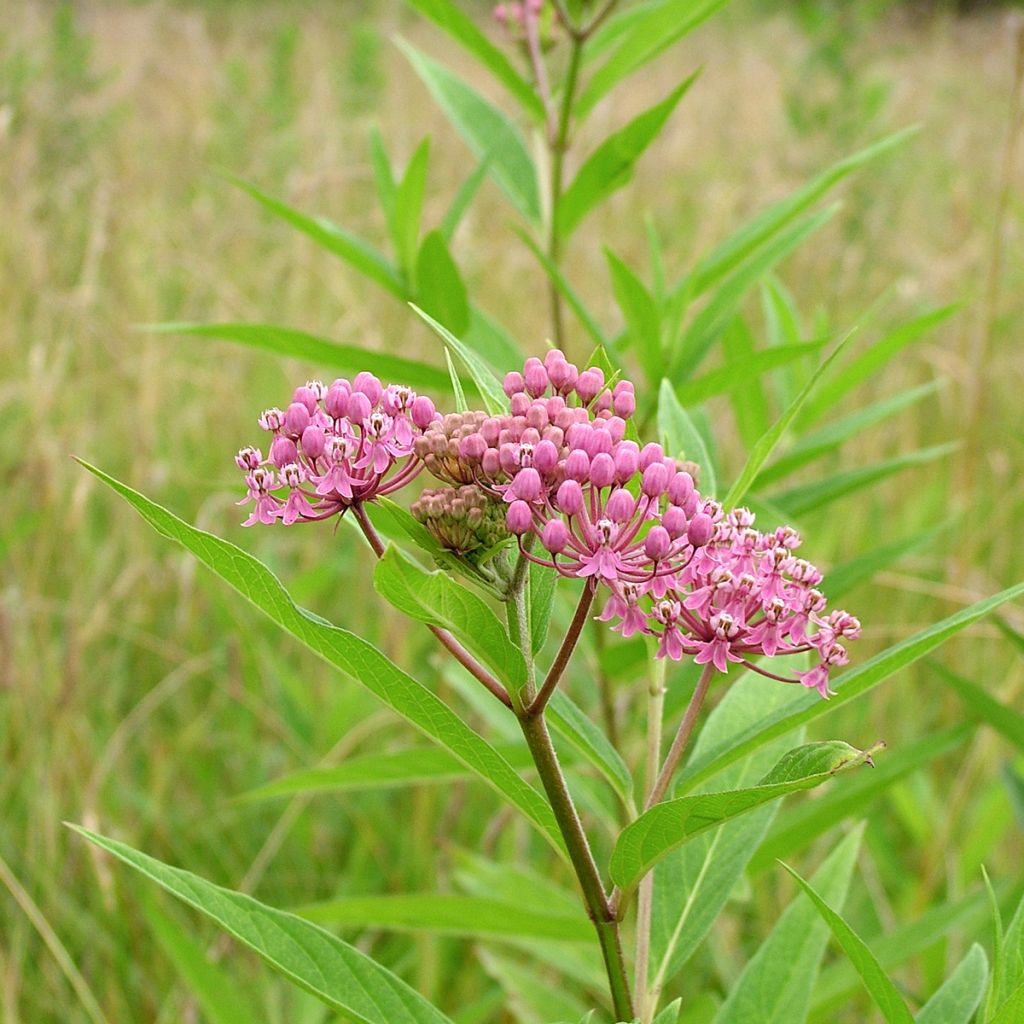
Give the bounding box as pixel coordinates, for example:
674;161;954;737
781;865;914;1024
70;826;456;1024
373;545;527;689
936;663;1024;752
416;230;471;337
410;303;508;415
393;136;432;279
147;323;455;394
230;176;405;296
653;999;683;1024
915;944;988;1024
296;893;590;943
714;825;864;1024
610;741;875;891
369;126;399;228
77;462;564;852
678;581;1024;793
657;379;718;497
398;39;540;222
558;75;698;238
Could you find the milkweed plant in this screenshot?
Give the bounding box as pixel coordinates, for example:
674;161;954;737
75;1;1024;1022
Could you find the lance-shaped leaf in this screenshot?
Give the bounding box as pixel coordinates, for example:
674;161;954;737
373;545;527;689
610;741;875;890
70;827;455;1024
657;379;718;497
782;865;914;1024
915;944;988;1024
936;663;1024;753
415;230;471;337
558;75;698;238
398;39;540;223
77;462;563;853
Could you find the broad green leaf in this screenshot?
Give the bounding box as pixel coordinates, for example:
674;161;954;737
143;899;260;1024
610;741;874;890
559;75;698;238
607;248;662;386
394;137;431;279
410;303;508;415
373;545;527;688
416;230;471;336
754;380;944;488
70;826;456;1024
398;40;540;222
714;825;864;1024
148;322;454;394
576;0;728;118
750;724;971;872
78;462;563;852
770;443;958;517
825;524;949;599
722;329;854;509
403;0;544;120
782;866;914;1024
916;944;988;1024
529;562;556;655
797;304;959;427
685;129;916;298
240;743;534;802
231;177;405;296
936;664;1024;752
657;379;718;497
297;894;590;943
678;581;1024;793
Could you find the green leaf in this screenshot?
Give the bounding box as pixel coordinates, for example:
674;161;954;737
442;154;493;243
416;230;471;337
657;379;718;497
78;462;563;852
398;39;540;222
297;894;590;943
936;664;1024;752
143;899;260;1024
782;866;914;1024
607;248;662;386
373;545;527;689
576;0;728;118
369;126;399;230
231;177;405;296
444;348;469;413
992;982;1024;1024
240;743;534;802
916;944;988;1024
610;741;874;891
147;322;454;394
410;303;508;415
71;827;455;1024
714;825;864;1024
529;562;556;655
403;0;545;120
559;75;698;238
654;999;683;1024
825;524;949;599
679;582;1024;793
394;137;432;279
722;328;854;509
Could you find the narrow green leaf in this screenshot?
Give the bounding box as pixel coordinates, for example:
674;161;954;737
146;322;456;395
297;894;590;943
528;562;556;655
78;462;563;852
679;582;1024;793
992;982;1024;1024
442;154;493;243
369;126;399;232
607;248;662;386
416;230;471;336
782;865;914;1024
394;136;431;279
559;75;698;237
715;825;864;1024
373;545;527;688
410;303;507;415
657;379;718;497
231;177;405;296
826;524;949;599
916;944;988;1024
72;827;455;1024
722;329;854;509
937;664;1024;752
444;348;469;413
398;39;540;222
403;0;545;120
611;742;875;890
465;303;525;370
653;999;683;1024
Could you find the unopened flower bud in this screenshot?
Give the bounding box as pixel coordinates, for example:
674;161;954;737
639;443;664;470
524;358;549;398
613;390;636;418
503;371;524;397
542;519;569;553
642;462;669;497
614;442;640;483
411;395;437;429
353;371;382;405
511;467;542;502
300;425;326;460
662;505;688;538
575;369;602;404
270;435;298;467
459;432;487;463
688;512;714;548
510;392;531;417
506;500;533;534
533;439;559;475
292;386;318;413
324;384;349;419
606;488;635;523
481;447;501;478
564;449;590;481
284;402;311;436
645;525;671;561
589;453;616;489
347;392;371;424
668;471;695;507
556;479;584;516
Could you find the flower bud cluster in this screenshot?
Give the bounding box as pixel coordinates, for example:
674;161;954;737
236;373;438;526
411;485;509;554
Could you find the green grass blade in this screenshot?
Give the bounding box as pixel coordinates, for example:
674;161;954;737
77;461;564;853
782;865;914;1024
70;827;456;1024
916;944;988;1024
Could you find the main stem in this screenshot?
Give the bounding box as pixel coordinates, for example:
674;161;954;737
518;711;634;1021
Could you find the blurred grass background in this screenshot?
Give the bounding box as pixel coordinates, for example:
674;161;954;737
2;1;1023;1021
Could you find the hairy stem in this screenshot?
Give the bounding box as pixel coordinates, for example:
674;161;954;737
518;711;634;1020
526;578;596;716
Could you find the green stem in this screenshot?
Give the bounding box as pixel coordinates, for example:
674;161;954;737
518;711;634;1021
526;579;596;717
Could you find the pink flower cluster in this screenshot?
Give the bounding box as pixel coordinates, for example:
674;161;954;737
236;374;437;527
